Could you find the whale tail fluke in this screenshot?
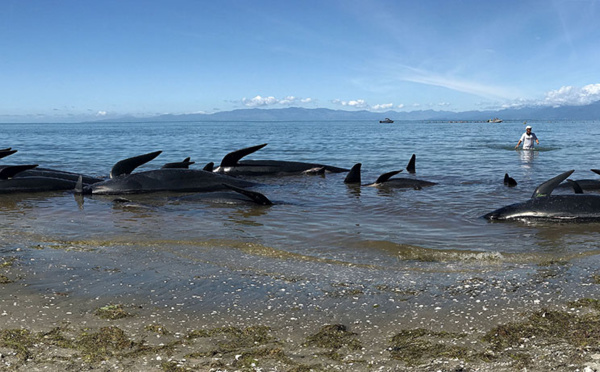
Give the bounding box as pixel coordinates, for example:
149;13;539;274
344;163;362;184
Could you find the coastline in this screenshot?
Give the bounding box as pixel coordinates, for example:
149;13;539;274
3;246;600;371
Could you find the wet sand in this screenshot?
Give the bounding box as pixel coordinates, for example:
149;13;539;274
3;244;600;371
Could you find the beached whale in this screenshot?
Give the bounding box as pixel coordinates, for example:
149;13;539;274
13;167;103;185
555;169;600;192
173;184;273;205
0;148;103;185
344;161;436;189
213;143;349;176
0;148;17;159
76;151;258;195
0;165;80;193
483;170;600;221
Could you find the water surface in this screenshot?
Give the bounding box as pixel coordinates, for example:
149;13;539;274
2;119;600;312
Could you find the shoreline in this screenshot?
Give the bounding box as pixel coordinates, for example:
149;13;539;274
3;247;600;371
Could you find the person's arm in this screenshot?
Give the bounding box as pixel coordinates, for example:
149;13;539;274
515;139;522;149
535;135;539;145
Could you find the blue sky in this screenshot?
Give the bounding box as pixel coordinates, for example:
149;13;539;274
2;0;600;122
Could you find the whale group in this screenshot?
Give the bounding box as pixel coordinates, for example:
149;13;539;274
3;144;600;221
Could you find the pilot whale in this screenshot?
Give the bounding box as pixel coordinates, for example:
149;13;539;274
344;160;436;189
213;143;349;176
77;151;258;195
0;148;18;159
1;148;103;185
174;184;273;205
483;170;600;221
0;165;80;193
555;169;600;192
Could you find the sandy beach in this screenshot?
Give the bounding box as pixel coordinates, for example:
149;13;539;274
3;244;600;372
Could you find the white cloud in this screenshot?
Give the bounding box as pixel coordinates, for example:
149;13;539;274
242;95;314;107
243;95;278;107
332;99;370;109
372;103;394;111
502;83;600;109
96;111;107;116
542;83;600;107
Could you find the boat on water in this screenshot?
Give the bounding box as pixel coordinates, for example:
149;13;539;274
379;118;394;123
487;118;503;123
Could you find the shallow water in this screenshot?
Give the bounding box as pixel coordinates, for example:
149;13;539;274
2;119;600;306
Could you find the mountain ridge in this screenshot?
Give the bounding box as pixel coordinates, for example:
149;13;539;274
96;101;600;123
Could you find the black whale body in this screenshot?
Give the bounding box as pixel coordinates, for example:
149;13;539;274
0;165;82;193
83;168;259;195
484;170;600;221
213;143;349;176
344;156;436;189
78;151;259;195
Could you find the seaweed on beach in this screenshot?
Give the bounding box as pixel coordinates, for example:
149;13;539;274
94;303;132;320
388;328;469;366
304;324;362;351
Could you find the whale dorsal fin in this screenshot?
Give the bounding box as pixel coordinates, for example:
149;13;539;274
504;173;517;187
0;149;17;159
220;143;267;167
74;175;84;194
162;157;195;169
591;169;600;176
567;179;584;194
406;154;416;173
203;162;214;172
0;164;38;180
531;170;574;198
344;163;362;184
374;170;402;184
110;150;162;178
222;184;273;205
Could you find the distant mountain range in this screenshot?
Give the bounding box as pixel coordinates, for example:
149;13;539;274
100;100;600;122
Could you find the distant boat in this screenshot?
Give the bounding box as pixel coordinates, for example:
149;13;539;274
379;118;394;123
487;118;503;123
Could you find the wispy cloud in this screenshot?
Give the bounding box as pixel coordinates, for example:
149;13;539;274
398;66;518;101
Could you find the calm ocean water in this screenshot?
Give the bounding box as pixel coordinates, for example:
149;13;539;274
2;119;600;303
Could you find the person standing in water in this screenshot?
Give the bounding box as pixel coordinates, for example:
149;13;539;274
515;125;539;149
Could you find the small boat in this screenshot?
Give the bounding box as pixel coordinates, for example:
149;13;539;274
487;118;503;123
379;118;394;123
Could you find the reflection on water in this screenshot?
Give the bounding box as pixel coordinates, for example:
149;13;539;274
518;148;539;168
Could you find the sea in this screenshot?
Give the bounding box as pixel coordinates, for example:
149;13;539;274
2;119;600;327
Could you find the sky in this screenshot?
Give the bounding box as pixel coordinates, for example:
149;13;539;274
2;0;600;122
